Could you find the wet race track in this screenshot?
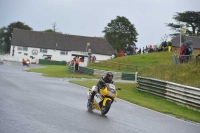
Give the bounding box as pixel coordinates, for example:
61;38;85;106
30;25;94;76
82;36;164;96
0;62;200;133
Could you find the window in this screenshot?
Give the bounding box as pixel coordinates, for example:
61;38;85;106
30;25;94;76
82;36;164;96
17;46;23;50
60;51;68;55
23;47;28;51
40;48;47;53
18;46;28;51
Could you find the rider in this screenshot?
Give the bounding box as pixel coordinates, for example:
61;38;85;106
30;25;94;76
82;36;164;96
89;72;114;103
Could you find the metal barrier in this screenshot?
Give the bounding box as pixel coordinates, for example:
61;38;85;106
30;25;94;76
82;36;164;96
172;54;196;65
137;76;200;110
68;66;74;73
91;61;139;72
68;66;137;81
39;59;66;66
121;73;136;81
79;66;94;75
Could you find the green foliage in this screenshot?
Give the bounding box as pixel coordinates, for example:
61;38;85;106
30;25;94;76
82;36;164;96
0;21;32;53
103;16;138;52
167;11;200;37
69;80;200;123
44;29;55;33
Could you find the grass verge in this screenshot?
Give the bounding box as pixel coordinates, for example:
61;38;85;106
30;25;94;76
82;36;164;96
26;65;99;79
69;80;200;123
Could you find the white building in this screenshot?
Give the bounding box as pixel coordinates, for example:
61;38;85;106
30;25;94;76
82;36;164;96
10;29;115;66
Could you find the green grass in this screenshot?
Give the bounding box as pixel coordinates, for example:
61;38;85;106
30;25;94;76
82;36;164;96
88;52;200;88
26;65;98;79
69;80;200;123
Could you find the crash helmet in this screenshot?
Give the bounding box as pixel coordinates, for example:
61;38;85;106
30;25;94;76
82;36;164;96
106;72;113;80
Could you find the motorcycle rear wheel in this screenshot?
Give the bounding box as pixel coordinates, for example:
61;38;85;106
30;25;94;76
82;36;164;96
101;100;111;115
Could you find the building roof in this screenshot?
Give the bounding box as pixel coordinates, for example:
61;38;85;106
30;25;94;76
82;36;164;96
171;36;200;48
11;28;115;55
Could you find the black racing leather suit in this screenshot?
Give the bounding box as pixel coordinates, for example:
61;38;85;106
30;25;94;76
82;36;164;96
89;76;114;102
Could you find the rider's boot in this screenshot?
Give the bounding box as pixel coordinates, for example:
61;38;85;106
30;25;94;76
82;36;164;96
88;91;96;104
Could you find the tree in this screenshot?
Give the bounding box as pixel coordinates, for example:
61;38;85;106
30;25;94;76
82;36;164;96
167;11;200;37
43;29;62;34
44;22;62;33
44;29;55;33
0;21;32;53
103;16;138;52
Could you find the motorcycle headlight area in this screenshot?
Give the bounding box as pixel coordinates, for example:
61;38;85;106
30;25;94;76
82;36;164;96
107;89;116;97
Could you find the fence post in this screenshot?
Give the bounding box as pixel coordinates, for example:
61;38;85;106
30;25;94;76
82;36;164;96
135;72;138;82
173;55;178;65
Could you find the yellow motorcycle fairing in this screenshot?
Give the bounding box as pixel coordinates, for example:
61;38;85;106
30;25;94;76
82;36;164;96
100;87;108;95
102;97;112;106
100;86;117;98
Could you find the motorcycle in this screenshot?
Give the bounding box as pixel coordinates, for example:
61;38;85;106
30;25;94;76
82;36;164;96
87;83;121;115
26;61;30;67
23;61;30;67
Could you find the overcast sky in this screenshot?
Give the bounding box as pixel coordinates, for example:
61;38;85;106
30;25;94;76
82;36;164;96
0;0;200;49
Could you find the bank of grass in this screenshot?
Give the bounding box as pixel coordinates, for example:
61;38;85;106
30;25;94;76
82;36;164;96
69;80;200;123
26;65;99;79
88;52;200;88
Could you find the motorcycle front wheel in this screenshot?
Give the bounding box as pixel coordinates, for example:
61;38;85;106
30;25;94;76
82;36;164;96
101;100;111;115
87;101;93;111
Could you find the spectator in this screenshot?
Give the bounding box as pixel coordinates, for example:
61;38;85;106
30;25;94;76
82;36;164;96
92;56;96;62
69;59;74;66
183;42;190;63
142;47;145;54
75;57;80;71
168;40;172;52
187;40;194;55
137;48;141;54
146;45;148;53
119;50;125;57
89;55;92;62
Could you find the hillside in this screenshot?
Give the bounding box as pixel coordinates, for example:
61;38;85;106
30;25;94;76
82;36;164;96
88;52;200;88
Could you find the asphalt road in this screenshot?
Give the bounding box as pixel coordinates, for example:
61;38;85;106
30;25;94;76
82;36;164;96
0;62;200;133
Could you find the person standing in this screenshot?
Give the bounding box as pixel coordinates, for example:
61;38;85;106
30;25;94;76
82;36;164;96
183;42;190;63
168;40;172;52
179;44;184;64
75;57;79;71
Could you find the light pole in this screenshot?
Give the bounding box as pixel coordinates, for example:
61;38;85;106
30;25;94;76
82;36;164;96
180;23;187;46
86;43;90;52
180;22;182;46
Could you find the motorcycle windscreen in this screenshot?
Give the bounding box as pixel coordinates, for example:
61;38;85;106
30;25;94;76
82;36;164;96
107;84;117;98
